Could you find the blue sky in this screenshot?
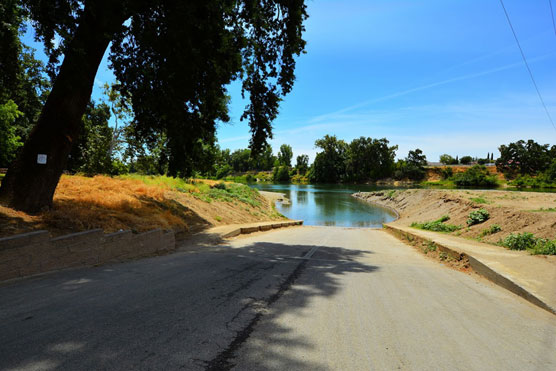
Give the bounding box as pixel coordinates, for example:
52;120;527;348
23;0;556;162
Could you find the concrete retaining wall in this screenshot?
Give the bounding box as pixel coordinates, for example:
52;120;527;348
0;229;175;281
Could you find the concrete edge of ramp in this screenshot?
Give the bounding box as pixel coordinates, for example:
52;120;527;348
384;224;556;316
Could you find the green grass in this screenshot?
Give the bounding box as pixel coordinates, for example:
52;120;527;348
121;174;263;208
421;179;455;187
480;224;501;237
119;174;197;191
529;207;556;212
470;197;491;204
411;215;462;233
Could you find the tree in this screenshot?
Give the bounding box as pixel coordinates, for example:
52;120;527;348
0;1;50;167
395;149;427;180
295;154;309;175
277;144;293;167
0;0;308;212
345;137;397;181
67;101;113;175
439;154;455;165
252;144;276;171
309;135;348;183
460;156;472;165
496;139;554;176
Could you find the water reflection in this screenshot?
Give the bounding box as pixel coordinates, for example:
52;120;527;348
251;183;397;228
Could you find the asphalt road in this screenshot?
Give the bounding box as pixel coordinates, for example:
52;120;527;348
0;227;555;371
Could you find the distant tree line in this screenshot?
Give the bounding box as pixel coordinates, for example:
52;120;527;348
439;153;495;165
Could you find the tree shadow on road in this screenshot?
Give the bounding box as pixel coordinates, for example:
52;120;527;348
0;238;378;370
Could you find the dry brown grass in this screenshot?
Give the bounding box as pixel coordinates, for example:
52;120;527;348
0;175;207;237
0;175;282;238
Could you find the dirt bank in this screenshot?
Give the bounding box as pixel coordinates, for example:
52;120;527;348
353;189;556;243
0;175;285;238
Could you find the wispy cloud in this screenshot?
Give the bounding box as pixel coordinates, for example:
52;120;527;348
310;52;556;124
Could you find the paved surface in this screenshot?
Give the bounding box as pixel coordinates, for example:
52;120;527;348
0;227;555;370
387;223;556;314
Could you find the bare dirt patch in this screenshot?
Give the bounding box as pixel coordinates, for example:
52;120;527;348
354;189;556;243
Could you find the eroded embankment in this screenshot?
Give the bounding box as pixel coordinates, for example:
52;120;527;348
353;189;556;243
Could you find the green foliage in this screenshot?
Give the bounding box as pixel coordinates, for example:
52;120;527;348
500;233;556;255
453;165;497;187
272;165;291;182
467;208;489;226
496;139;555;177
67;101;121;176
508;172;556;189
470;197;489;204
309;135;348;183
440;167;454;179
480;224;501;237
394;149;427;181
345;137;397;181
411;215;461;232
439;154;457;165
501;232;537;250
0;100;23;167
0;1;50;167
277;144;293;167
295;154;309;175
459;156;472;165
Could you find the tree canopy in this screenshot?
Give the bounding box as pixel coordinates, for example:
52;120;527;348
1;0;308;211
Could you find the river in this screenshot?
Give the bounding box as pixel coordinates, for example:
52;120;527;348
251;183;397;228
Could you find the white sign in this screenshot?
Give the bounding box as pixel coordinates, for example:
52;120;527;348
37;154;47;164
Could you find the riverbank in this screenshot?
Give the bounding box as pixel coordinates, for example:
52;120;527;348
353;189;556;244
0;175;285;238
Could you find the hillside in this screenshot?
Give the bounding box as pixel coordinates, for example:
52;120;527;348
0;175;285;238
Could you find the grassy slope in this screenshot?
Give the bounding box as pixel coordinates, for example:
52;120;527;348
0;175;284;238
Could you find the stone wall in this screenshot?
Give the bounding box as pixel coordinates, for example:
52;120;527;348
0;229;175;281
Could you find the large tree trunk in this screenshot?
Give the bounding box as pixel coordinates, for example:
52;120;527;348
0;3;128;213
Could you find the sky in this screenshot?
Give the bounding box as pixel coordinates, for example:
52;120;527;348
22;0;556;162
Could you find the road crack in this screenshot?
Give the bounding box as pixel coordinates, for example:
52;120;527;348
204;259;308;371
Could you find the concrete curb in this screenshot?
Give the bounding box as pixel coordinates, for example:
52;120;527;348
384;224;556;315
222;220;303;239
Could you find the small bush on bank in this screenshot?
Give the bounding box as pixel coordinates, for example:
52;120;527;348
467;208;489;226
500;232;556;255
411;215;461;232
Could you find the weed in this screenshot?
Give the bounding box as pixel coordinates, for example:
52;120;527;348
386;190;396;198
411;215;461;232
439;252;448;261
530;207;556;212
214;215;222;222
470;197;490;204
480;224;501;237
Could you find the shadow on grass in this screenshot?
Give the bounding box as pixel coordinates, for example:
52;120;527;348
0;239;377;370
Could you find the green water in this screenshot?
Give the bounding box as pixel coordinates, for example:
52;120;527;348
251;183;397;228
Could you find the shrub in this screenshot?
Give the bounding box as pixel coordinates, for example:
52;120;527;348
272;166;291;182
440;167;453;180
467;208;489;226
531;239;556;255
453;165;497;187
411;215;461;232
501;232;536;250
